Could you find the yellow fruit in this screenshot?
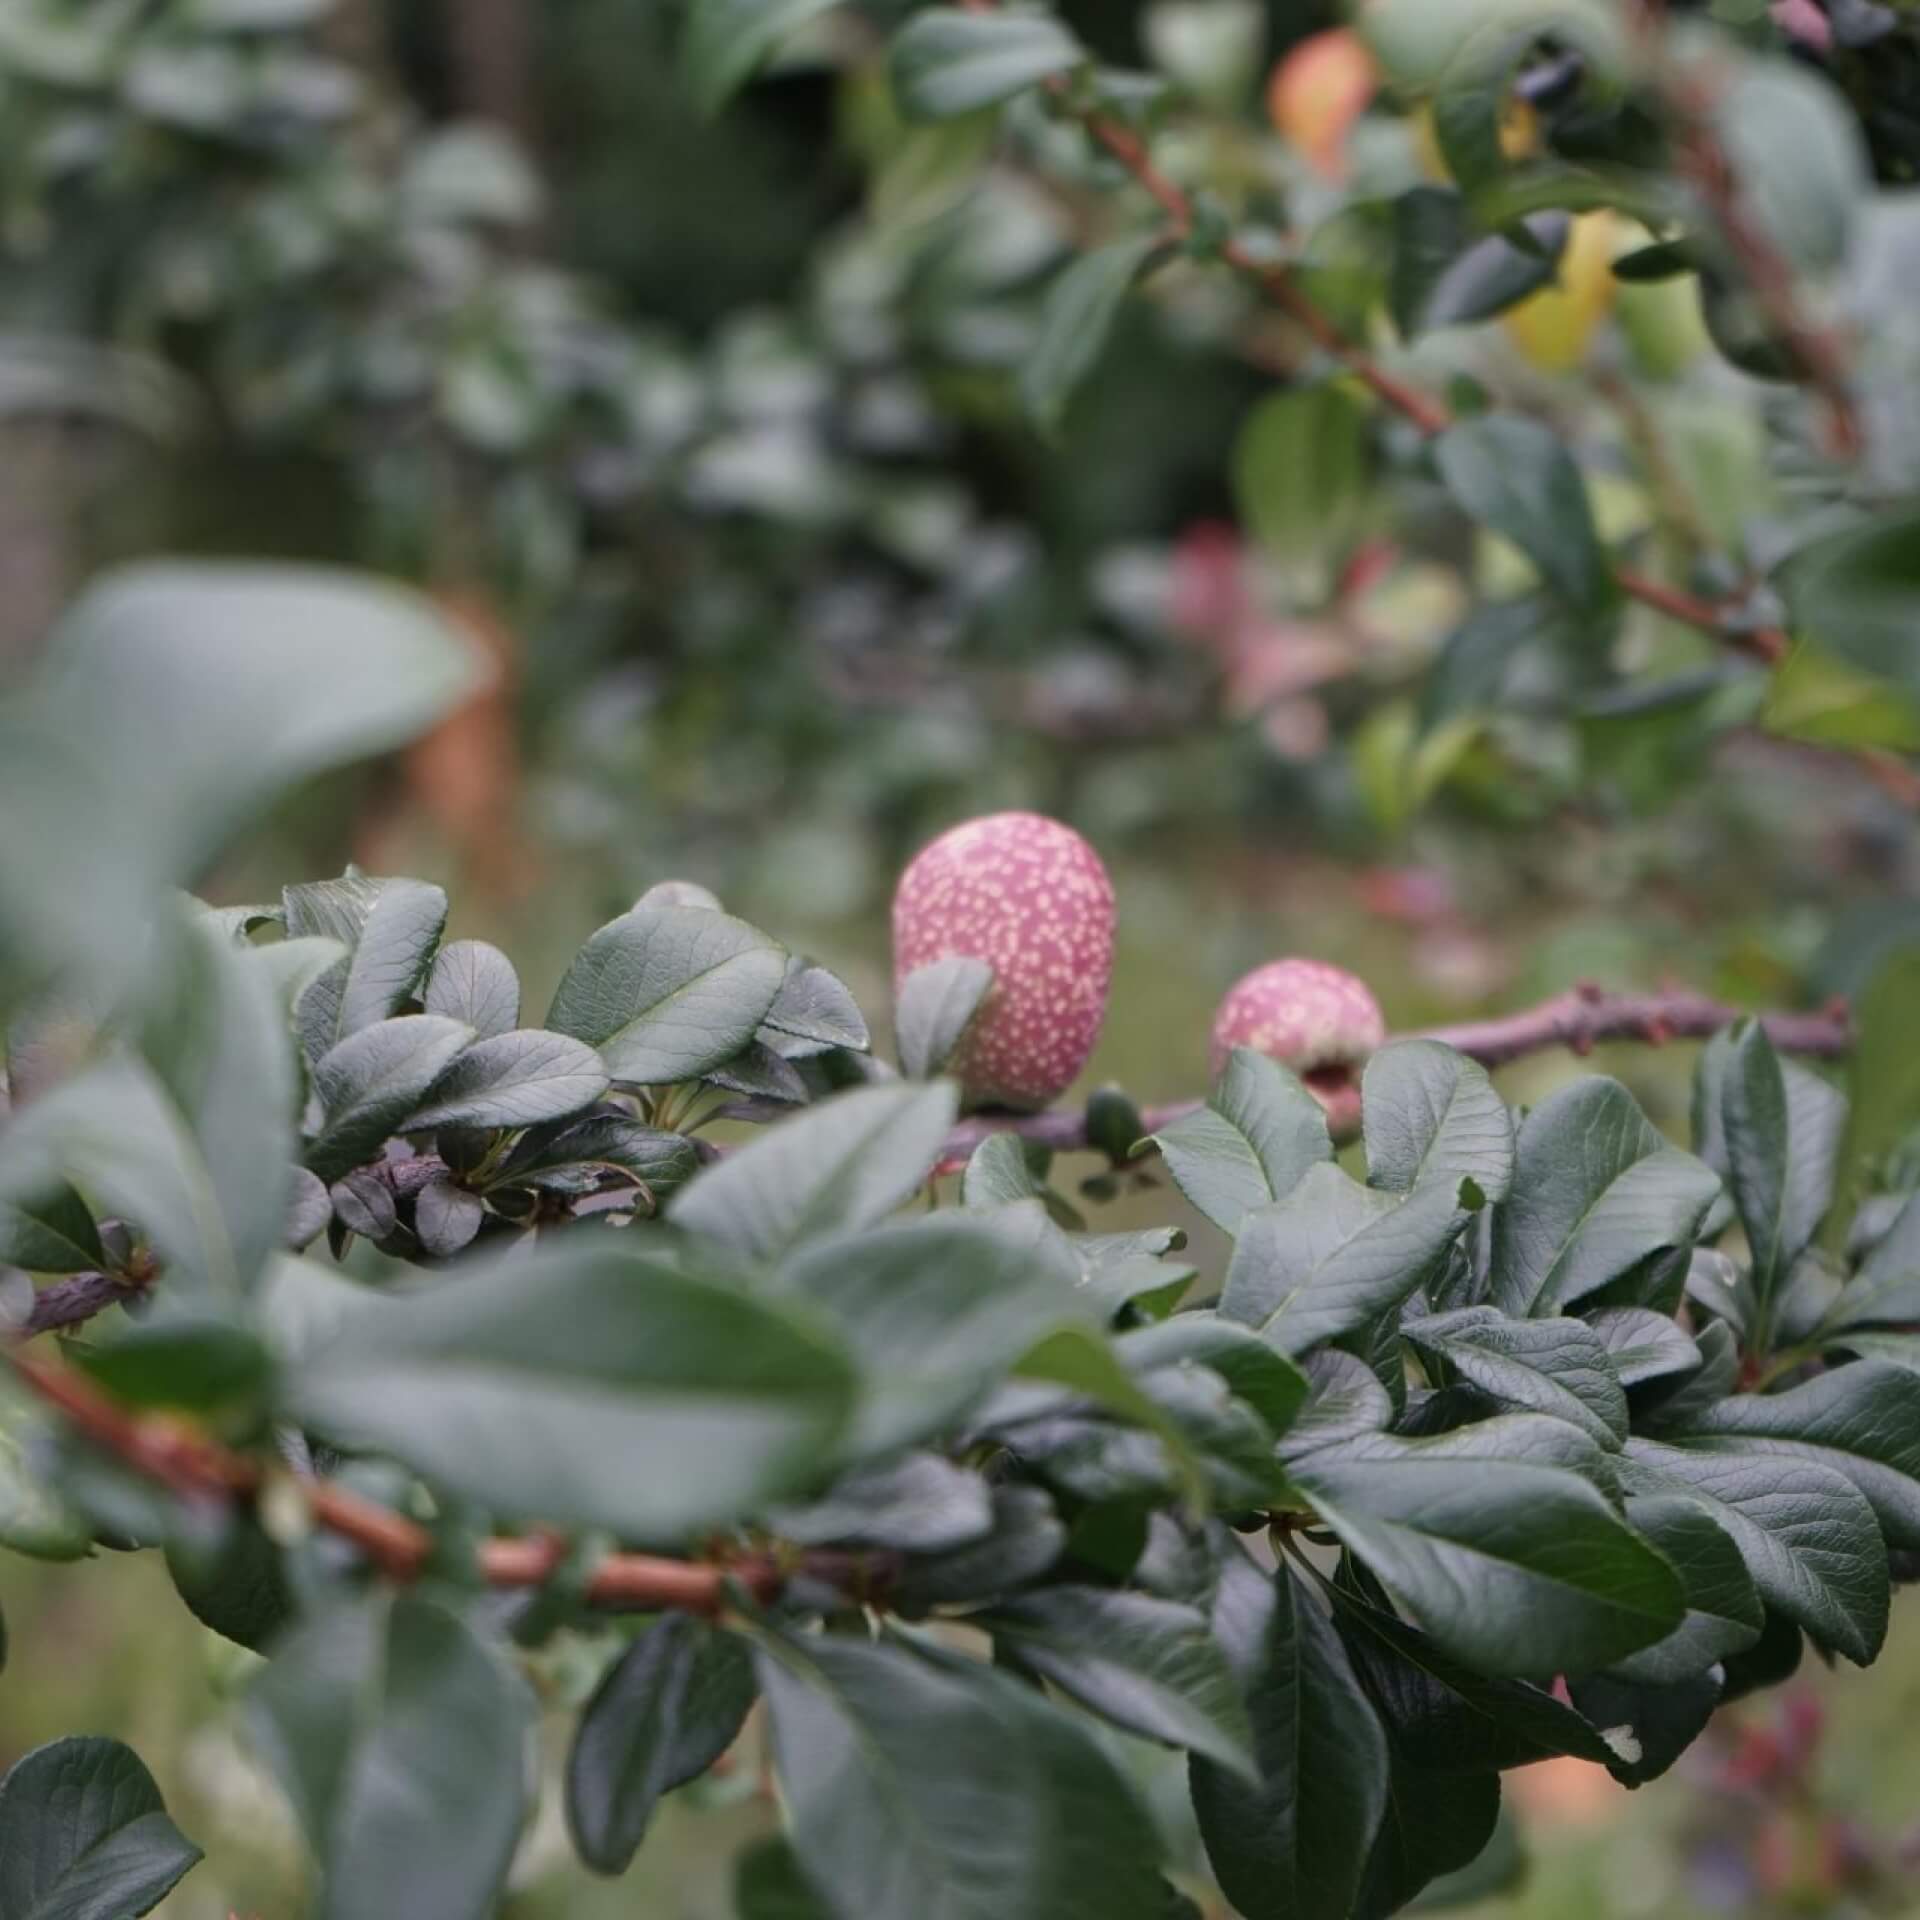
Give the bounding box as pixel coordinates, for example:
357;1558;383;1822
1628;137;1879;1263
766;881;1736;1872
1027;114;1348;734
1267;30;1378;181
1503;211;1620;372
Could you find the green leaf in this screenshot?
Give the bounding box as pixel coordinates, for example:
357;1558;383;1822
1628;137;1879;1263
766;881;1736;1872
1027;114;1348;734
1280;1350;1394;1461
304;1015;474;1182
1827;1190;1920;1330
1712;56;1865;278
1586;1307;1702;1389
1693;1023;1845;1321
0;1183;102;1273
1188;1554;1388;1920
1435;414;1613;613
1362;1041;1514;1203
986;1585;1255;1775
759;1628;1162;1920
1829;948;1920;1248
761;959;871;1055
1022;235;1163;439
736;1837;833;1919
889;8;1089;121
775;1212;1090;1454
1620;1437;1888;1665
1150;1050;1332;1236
962;1131;1049;1210
682;0;844;113
72;1319;272;1413
1354;1760;1500;1920
1777;505;1920;698
1332;1588;1616;1771
1667;1360;1920;1551
1606;1493;1762;1685
895;956;994;1080
413;1179;483;1256
494;1114;698;1204
1565;1665;1721;1787
246;1593;533;1920
1291;1423;1685;1676
0;1056;239;1303
1232;383;1371;568
547;905;788;1087
1357;0;1625;95
285;1242;854;1538
1402;1306;1627;1446
892;1484;1067;1609
1117;1313;1311;1437
672;1081;958;1259
0;566;475;1009
566;1615;756;1875
423;939;520;1040
166;1512;295;1653
0;1736;203;1920
770;1451;993;1551
285;875;448;1056
1491;1078;1722;1318
403;1028;609;1131
1389;189;1566;338
137;908;299;1287
1220;1163;1472;1356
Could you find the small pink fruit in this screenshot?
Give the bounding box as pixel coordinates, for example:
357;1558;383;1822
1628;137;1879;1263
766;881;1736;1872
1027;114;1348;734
1209;957;1386;1137
892;811;1115;1110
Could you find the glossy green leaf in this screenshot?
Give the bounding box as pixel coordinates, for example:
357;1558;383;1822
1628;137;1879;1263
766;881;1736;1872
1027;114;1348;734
1601;1494;1762;1686
1827;1190;1920;1330
1116;1313;1311;1437
895;956;993;1080
1621;1437;1888;1665
403;1028;609;1131
1220;1163;1471;1356
1023;235;1163;439
1291;1424;1685;1676
987;1585;1254;1775
1565;1665;1722;1787
1151;1050;1332;1237
1353;1760;1500;1920
892;1484;1066;1610
246;1593;532;1920
771;1451;993;1552
0;1736;203;1920
1693;1023;1845;1320
1668;1360;1920;1550
1189;1553;1388;1920
0;1183;102;1274
547;905;787;1087
1491;1078;1722;1318
671;1081;957;1259
304;1015;474;1182
1402;1305;1627;1445
1362;1040;1514;1203
566;1615;756;1875
493;1114;697;1202
422;939;520;1040
761;958;870;1055
1332;1587;1616;1771
889;8;1088;121
1777;505;1920;697
735;1837;833;1920
1586;1307;1702;1389
758;1629;1163;1920
1435;414;1613;613
286;1242;854;1538
285;875;448;1056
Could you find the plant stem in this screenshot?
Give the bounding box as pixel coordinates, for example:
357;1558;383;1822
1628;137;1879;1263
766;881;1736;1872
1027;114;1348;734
1;1344;891;1616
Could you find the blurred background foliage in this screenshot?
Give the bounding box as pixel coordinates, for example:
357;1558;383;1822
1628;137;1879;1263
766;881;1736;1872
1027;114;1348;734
5;0;1920;1912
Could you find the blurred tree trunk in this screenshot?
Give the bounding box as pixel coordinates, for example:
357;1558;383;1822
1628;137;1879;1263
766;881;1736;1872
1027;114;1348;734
443;0;539;146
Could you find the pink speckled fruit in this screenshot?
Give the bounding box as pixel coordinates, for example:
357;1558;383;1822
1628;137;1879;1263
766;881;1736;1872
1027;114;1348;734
1209;957;1386;1139
892;812;1115;1110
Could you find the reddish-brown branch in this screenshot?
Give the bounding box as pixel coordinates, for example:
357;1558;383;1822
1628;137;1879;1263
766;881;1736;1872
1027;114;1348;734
1;1345;857;1616
938;983;1852;1161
